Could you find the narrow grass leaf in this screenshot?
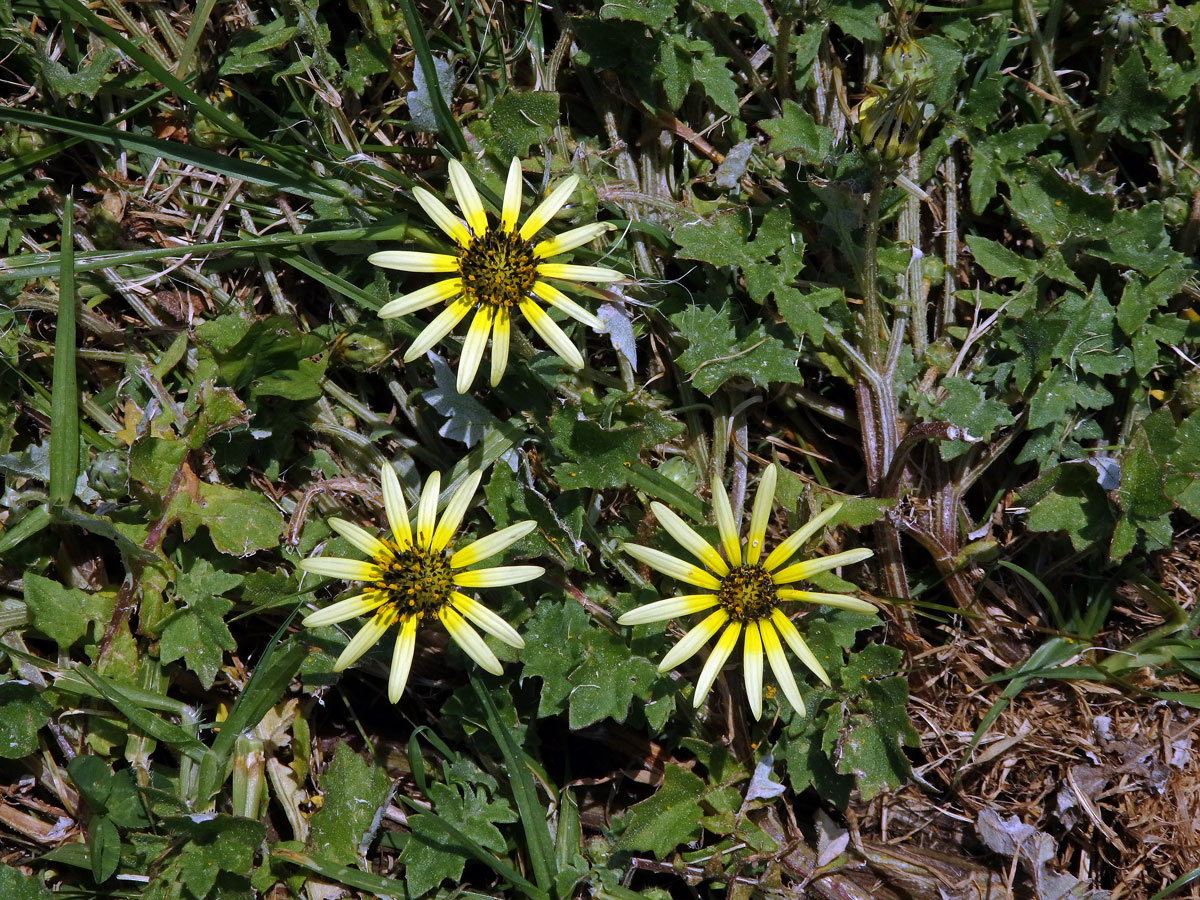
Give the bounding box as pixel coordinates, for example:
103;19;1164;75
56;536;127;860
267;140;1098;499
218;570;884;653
48;194;79;508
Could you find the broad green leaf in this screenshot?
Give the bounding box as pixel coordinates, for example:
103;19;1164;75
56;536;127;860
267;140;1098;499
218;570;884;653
307;743;391;866
171;482;284;557
483;92;560;161
761;100;833;164
160;557;239;689
614;764;704;857
671;303;801;393
0;683;50;759
22;573;113;650
169;814;266;899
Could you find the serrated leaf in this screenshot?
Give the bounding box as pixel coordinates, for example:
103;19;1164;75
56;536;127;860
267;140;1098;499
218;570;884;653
965;234;1037;284
673;209;754;267
172;481;284;556
1096;50;1169;139
307;743;392;866
549;409;644;490
170;814;266;899
671;303;801;393
761;100;832;164
0;683;50;759
160;557;241;689
835;676;918;800
600;0;677;29
0;864;51;900
615;764;704;857
22;574;113;651
484;91;560;160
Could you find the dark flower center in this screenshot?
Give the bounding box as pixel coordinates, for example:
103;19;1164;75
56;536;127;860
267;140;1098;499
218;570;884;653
717;564;778;622
459;229;537;308
375;540;454;620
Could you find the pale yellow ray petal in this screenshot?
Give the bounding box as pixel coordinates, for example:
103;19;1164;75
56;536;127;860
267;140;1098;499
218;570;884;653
413;185;471;246
763;502;844;573
441;606;502;674
456;306;493;393
432;470;483;551
531;281;603;330
777;589;878;614
368;250;459;272
744;620;764;720
760;618;805;715
519;174;578;241
387;615;418;703
771;609;830;685
518;299;585;370
452;592;524;648
649;502;728;576
403;296;473;361
489;306;511;386
745;465;778;566
380;464;413;548
415;471;441;550
328;518;390;560
501;158;523;233
302;593;386;628
334;607;396;671
710;476;742;566
771;548;875;585
448;159;488;236
693;621;742;709
659;609;728;671
299;557;380;582
450;521;536;568
536;263;624;283
533;222;614;259
378;278;462;319
617;594;719;626
452;565;544;588
621;543;723;590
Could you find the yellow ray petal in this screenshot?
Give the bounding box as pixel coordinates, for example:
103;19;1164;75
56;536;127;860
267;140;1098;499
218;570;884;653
334;607;396;671
368;250;459;272
299;557;380;582
413;185;471;246
302;593;386;628
450;520;536;568
456;306;493;393
432;470;483;551
533;222;614;259
745;465;777;566
328;518;390;561
693;621;742;709
501;158;523;233
452;565;544;588
622;543;723;590
518;299;585;369
771;609;830;685
403;296;473;361
649;501;728;576
519;174;579;241
771;548;874;585
617;594;719;626
659;609;728;671
490;305;511;386
441;606;502;674
531;281;603;330
415;470;441;550
536;262;624;283
378;278;462;319
452;592;524;648
380;464;413;548
762;502;843;573
777;589;878;614
710;476;742;566
448;159;488;236
387;615;418;703
760;618;805;715
744;620;764;720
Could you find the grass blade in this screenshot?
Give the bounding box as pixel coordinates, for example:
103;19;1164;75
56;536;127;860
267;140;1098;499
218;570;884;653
48;194;79;508
397;0;467;155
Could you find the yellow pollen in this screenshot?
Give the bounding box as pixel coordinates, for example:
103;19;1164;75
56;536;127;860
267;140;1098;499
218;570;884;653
372;539;454;621
717;564;778;622
458;229;537;308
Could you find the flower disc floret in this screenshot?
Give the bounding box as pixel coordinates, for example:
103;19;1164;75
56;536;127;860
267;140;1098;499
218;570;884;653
459;229;538;309
297;464;542;703
618;464;878;720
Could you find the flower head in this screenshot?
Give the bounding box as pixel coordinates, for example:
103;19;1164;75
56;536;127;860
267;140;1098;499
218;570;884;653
299;464;542;702
619;466;876;719
369;159;623;392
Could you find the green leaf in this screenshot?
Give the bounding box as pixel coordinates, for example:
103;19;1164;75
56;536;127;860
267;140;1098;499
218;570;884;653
761;100;833;164
483;92;560;162
0;683;50;759
690;43;739;116
834;674;919;800
40;48;120;99
159;558;241;688
172;481;284;557
829;0;885;40
1096;50;1169;139
1118;433;1172;520
1004;163;1114;247
671;302;801;393
927;377;1014;459
600;0;677;28
307;743;391;866
1026;468;1114;553
0;864;51;900
520;600;590;716
22;573;112;650
549;411;644;491
965;234;1037;284
170;814;266;899
49;194;78;507
615;764;704;857
673;209;754;267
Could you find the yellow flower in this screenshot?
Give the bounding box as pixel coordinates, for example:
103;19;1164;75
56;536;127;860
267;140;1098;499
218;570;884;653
298;464;541;702
369;159;623;393
619;466;876;719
